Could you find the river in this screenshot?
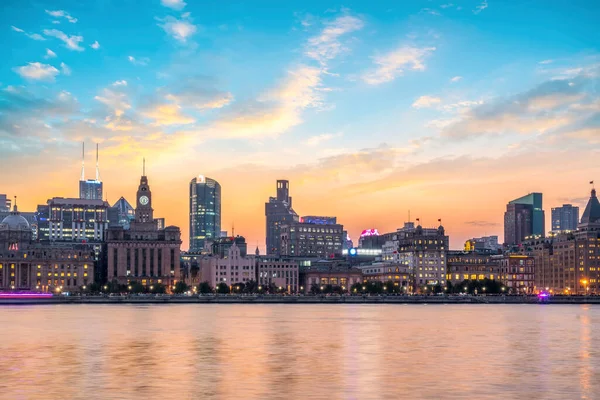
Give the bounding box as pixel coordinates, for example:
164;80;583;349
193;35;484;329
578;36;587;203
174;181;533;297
0;304;598;399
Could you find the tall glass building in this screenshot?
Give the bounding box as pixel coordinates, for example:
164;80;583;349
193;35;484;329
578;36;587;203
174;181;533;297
504;192;545;245
189;175;221;252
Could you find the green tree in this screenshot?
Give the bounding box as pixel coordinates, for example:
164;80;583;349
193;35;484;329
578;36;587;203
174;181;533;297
151;283;166;294
173;281;190;294
216;282;230;294
310;283;321;294
351;282;364;294
129;281;145;294
243;280;258;294
197;281;213;294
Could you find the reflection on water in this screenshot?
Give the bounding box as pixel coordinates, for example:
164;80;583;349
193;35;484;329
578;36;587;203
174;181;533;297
0;304;599;399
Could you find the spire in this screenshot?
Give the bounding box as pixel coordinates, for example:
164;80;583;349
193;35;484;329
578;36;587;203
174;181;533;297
80;141;85;181
580;184;600;225
13;196;17;213
95;143;100;181
143;157;146;176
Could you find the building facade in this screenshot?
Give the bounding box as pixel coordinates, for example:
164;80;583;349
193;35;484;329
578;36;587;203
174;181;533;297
265;180;298;255
446;251;500;284
202;243;256;289
189;175;221;252
551;204;579;233
504;193;545;245
357;263;412;290
529;188;600;294
211;236;247;258
39;198;109;243
105;173;181;288
380;223;448;289
464;236;501;253
0;204;94;292
300;266;363;293
279;219;344;258
495;254;535;293
257;258;299;293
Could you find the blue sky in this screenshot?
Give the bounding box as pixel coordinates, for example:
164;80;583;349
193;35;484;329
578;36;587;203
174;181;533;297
1;0;599;249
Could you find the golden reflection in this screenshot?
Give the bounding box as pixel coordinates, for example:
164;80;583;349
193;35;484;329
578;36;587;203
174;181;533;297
0;305;599;399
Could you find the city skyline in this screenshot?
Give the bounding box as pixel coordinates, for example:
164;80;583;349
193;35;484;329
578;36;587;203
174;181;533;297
1;0;599;251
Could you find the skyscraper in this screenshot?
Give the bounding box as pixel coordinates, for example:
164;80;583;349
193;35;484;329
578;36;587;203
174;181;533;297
265;180;298;255
79;142;103;200
189;175;221;252
551;204;579;232
504;192;545;245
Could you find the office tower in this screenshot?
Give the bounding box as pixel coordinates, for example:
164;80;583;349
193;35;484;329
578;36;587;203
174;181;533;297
279;217;344;258
44;197;109;242
504;193;545;245
189;175;221;252
105;167;182;288
265;180;298;255
79;143;103;200
551;204;579;232
0;194;10;212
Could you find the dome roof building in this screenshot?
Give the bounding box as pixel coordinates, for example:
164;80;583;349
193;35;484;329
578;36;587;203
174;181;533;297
0;204;30;231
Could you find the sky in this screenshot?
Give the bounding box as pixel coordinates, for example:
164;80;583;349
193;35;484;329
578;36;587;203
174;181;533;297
1;0;599;251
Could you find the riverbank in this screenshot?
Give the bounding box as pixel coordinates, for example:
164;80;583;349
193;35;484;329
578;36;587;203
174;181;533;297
1;294;600;305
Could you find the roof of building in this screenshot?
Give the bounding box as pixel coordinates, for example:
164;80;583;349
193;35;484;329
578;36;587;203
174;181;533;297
580;189;600;225
49;197;109;206
0;204;30;231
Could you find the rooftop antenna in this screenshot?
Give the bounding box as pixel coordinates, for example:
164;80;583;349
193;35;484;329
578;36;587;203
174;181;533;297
232;222;235;237
95;143;100;181
408;209;411;222
13;196;17;212
80;141;85;181
143;157;146;176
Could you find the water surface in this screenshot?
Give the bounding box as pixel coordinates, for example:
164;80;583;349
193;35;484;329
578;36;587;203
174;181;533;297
0;304;598;399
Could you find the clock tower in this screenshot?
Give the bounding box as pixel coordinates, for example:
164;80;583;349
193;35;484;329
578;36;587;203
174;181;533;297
135;164;154;223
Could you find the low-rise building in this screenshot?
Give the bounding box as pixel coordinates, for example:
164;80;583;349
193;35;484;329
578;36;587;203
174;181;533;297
446;251;500;284
257;258;299;292
495;254;535;294
300;265;362;293
357;262;412;291
0;204;94;292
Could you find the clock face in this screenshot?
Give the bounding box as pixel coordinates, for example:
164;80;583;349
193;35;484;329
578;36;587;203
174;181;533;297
139;195;149;205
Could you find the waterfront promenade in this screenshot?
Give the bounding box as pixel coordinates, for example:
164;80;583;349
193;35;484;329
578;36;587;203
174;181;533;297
2;294;600;305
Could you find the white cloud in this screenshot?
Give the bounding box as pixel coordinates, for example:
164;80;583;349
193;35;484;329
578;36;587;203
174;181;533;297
95;88;131;116
112;80;128;86
52;20;61;24
539;59;553;65
473;0;488;14
60;62;71;76
44;49;57;59
161;0;186;10
412;95;442;109
14;62;60;81
421;8;441;16
128;56;150;66
43;29;84;51
450;76;462;82
362;46;436;85
142;103;195;126
158;15;197;43
12;26;46;41
440;3;455;8
45;10;77;23
90;41;100;50
305;15;364;64
306;132;343;146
